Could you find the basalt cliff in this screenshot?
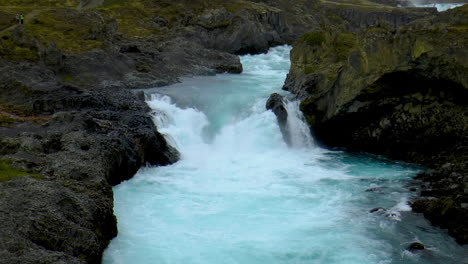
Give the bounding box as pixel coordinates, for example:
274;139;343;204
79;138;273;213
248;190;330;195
284;4;467;244
0;0;458;263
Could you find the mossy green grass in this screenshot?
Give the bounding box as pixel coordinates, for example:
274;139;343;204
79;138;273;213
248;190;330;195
0;158;43;182
0;0;79;7
0;113;16;127
24;9;103;53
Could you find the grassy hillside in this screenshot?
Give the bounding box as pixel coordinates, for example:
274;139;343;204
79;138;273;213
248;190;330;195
0;0;281;58
0;0;79;7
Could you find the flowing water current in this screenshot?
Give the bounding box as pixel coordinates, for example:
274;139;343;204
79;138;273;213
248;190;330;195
103;46;467;264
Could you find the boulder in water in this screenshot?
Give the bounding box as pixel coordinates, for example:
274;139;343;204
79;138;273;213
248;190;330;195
266;93;287;126
266;93;290;145
369;207;386;213
408;242;425;251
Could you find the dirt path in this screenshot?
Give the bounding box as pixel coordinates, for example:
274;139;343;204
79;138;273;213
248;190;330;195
79;0;104;8
1;9;42;33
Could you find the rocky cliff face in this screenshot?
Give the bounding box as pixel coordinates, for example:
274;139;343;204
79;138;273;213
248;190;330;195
284;5;467;243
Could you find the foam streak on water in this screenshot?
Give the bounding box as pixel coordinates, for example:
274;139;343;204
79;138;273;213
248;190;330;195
103;46;467;264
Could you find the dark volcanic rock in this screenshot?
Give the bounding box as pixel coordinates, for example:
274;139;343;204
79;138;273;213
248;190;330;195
266;93;290;145
191;7;289;54
369;207;386;213
0;177;111;264
324;4;437;30
408;241;425;251
0;62;179;263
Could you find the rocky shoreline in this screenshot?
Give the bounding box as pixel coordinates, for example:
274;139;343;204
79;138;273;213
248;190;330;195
0;0;465;262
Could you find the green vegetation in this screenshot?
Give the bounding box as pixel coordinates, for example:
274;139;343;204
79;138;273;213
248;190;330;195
449;25;468;31
0;0;79;7
24;9;103;53
305;65;319;74
99;5;155;37
102;0;275;13
0;0;281;55
334;32;356;60
0;103;49;126
0;113;16;127
0;103;32;117
320;0;392;9
412;39;433;59
0;33;39;61
0;7;31;30
301;32;326;47
297;31;356;69
0;158;43;182
98;0;276;37
63;75;73;82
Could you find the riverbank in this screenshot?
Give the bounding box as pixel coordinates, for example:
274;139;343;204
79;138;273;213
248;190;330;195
283;4;467;244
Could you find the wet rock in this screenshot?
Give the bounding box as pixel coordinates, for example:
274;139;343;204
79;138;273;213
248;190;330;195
408;242;425;251
266;93;288;126
369;207;386;213
366;186;385;193
266;93;290;146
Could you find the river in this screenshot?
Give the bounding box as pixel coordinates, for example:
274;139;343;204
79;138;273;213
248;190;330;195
103;46;467;264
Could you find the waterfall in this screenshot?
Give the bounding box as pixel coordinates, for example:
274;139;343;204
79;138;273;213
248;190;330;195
284;100;314;148
103;46;467;264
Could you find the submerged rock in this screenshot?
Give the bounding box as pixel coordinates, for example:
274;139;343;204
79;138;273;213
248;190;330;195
369;207;386;213
408;242;425;251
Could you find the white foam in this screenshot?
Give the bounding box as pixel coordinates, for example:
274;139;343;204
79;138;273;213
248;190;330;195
103;46;466;264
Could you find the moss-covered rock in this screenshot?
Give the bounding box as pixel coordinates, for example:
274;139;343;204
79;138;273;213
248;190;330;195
0;158;43;182
285;5;468;244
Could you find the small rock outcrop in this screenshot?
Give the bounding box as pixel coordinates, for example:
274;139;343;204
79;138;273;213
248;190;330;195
408;241;425;251
266;93;290;145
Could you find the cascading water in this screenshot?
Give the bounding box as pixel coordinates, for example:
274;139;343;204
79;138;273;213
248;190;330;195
103;46;467;264
284;100;314;148
411;1;465;11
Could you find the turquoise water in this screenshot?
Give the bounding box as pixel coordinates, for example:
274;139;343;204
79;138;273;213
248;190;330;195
103;46;467;264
